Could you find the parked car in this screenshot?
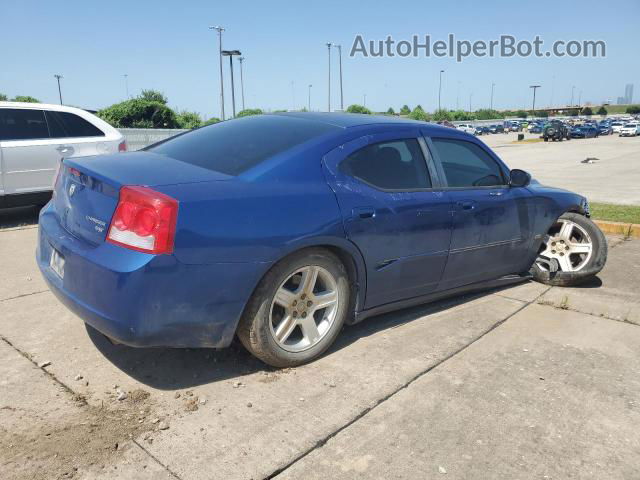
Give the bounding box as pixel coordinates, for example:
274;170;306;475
505;121;522;132
488;124;505;134
37;113;607;367
598;124;613;135
619;123;640;137
570;126;599;138
610;122;624;133
474;126;485;135
529;124;543;134
436;120;456;128
456;124;475;134
543;121;571;141
0;102;126;208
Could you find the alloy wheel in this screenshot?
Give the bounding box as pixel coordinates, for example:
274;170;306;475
536;219;593;273
269;265;340;352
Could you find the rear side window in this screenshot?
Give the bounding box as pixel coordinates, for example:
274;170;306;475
45;111;104;138
0;108;49;140
431;138;506;188
340;139;431;190
147;115;339;176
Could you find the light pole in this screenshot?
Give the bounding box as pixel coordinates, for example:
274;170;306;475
238;57;245;111
469;92;473;113
334;44;344;111
222;50;241;117
490;83;495;110
54;75;63;104
308;84;312;111
123;74;129;98
570;85;575;106
456;81;461;110
530;85;541;118
326;43;332;112
209;25;226;120
438;70;444;111
363;94;367;107
578;90;582;107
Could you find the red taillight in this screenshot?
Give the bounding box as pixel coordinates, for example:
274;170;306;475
107;186;178;254
118;140;128;152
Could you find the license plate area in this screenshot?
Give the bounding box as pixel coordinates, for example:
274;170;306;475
50;247;65;279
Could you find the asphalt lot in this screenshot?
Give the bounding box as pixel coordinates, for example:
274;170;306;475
480;131;640;205
1;214;640;479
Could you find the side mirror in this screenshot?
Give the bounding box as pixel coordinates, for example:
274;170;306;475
509;169;531;187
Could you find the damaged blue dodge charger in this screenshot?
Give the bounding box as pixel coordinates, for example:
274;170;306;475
37;113;607;367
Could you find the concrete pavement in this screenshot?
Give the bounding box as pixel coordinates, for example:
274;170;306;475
1;222;639;479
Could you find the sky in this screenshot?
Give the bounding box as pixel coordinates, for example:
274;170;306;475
1;0;639;119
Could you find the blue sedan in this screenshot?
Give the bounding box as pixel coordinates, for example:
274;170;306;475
37;113;607;367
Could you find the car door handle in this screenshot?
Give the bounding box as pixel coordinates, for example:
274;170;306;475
352;207;376;219
456;201;476;211
56;145;74;156
488;191;504;196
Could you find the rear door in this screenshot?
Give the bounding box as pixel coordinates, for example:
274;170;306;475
426;134;535;289
0;108;61;194
44;110;110;157
323;129;452;308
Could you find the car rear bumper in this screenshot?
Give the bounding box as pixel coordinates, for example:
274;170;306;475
37;203;270;348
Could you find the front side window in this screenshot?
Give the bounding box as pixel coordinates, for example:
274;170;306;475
45;111;104;138
340;139;431;190
431;138;506;188
0;108;49;141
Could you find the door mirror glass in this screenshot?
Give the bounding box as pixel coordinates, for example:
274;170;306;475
509;169;531;187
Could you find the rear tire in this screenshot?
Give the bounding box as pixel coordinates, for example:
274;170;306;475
531;212;607;287
237;248;350;368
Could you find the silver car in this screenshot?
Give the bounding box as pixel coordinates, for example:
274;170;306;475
0;102;125;208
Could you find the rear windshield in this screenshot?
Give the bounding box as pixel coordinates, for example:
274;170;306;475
147;115;339;176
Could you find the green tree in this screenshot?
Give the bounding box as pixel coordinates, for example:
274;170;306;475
596;106;608;116
536;110;549;118
626;105;640;114
386;107;395;115
98;98;179;128
176;110;202;129
0;93;7;101
346;104;371;114
581;106;593;116
400;105;411;115
474;109;503;120
514;110;529;118
450;110;474;121
12;95;40;103
236;108;263;117
432;109;452;121
568;109;579;117
203;117;221;126
139;89;168;104
407;106;430;122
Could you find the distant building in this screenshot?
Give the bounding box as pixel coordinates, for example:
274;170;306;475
617;96;626;105
625;84;634;104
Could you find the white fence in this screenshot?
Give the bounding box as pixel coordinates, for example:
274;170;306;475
119;128;188;151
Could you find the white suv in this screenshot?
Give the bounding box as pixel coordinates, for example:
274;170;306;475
0;102;125;208
456;123;475;134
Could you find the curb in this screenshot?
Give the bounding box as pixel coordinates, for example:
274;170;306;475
593;219;640;238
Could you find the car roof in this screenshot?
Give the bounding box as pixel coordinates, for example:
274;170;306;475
0;101;95;115
271;112;453;134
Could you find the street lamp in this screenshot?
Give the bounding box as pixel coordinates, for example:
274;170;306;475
363;93;367;107
238;57;245;111
209;25;226;120
530;85;541;118
123;74;129;99
469;92;473;113
490;83;495;110
438;70;444;111
570;85;576;106
222;49;242;117
326;43;332;112
308;84;312;111
333;44;344;111
54;75;63;104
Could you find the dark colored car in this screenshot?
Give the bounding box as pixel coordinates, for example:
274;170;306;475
598;124;613;135
488;124;505;134
571;126;599;138
37;113;607;367
529;124;543;134
543;121;571;141
436;120;456;128
474;126;484;135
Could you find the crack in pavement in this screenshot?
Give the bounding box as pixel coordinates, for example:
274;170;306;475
264;286;552;479
132;439;183;480
536;300;639;327
1;289;49;303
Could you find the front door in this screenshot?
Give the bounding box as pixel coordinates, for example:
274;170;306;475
323;130;452;308
427;136;534;289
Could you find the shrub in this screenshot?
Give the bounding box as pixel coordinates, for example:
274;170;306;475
0;93;7;101
400;105;411;115
12;95;40;103
176;110;202;129
596;106;607;116
475;109;504;120
203;117;221;126
346;104;371;114
450;110;474;121
236;108;263;117
98;98;179;128
581;106;593;116
139;89;168;104
432;109;452;121
626;105;640;114
407;106;430;122
386;107;395;115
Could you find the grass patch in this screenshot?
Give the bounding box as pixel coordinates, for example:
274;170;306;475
590;202;640;224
